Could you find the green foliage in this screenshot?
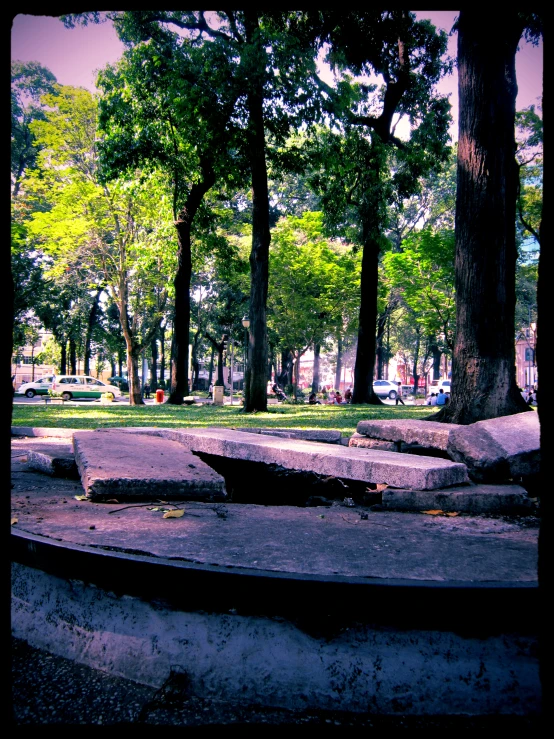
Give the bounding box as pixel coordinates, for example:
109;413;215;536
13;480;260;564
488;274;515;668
268;211;361;357
382;228;456;349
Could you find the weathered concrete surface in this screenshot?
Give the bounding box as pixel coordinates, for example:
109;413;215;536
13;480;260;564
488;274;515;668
12;561;540;716
380;482;537;514
447;411;540;483
356;419;461;451
127;427;470;491
12;436;80;479
73;430;227;502
236;427;344;444
10;431;541;717
349;433;398;451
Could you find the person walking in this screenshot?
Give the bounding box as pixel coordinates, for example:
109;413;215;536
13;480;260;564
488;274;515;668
143;382;151;399
395;382;405;405
208;383;213;399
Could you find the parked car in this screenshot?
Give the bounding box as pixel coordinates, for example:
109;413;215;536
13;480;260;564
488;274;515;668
51;375;123;401
372;379;400;400
107;376;129;392
16;375;55;398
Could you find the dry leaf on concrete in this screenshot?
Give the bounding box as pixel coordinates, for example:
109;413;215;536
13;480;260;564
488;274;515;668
74;495;87;501
11;518;18;525
163;509;185;518
422;509;443;515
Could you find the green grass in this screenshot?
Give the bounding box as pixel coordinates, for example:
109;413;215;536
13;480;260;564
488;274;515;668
11;401;434;436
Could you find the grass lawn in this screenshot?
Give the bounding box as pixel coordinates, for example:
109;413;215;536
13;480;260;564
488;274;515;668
11;401;435;436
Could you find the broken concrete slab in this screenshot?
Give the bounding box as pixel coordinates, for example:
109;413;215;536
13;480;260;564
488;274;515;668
348;433;398;451
27;444;79;479
447;411;540;483
356;419;461;451
235;427;343;444
127;426;470;491
379;482;536;514
73;430;227;502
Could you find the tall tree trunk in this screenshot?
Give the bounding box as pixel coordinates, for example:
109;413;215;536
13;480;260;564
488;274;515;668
334;335;343;391
69;337;77;375
159;324;166;387
436;10;530;423
207;346;215;387
312;343;321;394
60;340;67;375
244;12;270;413
169;162;216;405
376;310;387;379
430;344;442;381
83;288;102;376
150;337;158;392
351;229;383;405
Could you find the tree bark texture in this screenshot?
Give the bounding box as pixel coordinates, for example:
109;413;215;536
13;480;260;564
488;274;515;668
312;343;321;394
438;11;530;423
244;12;270;412
334;335;343;391
352;234;383;404
84;288;102;376
169;162;215;404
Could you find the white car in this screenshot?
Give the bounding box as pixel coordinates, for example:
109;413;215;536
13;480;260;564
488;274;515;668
372;379;400;399
17;375;55;398
51;375;123;401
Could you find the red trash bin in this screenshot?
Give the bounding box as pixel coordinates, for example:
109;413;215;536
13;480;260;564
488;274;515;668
155;388;164;403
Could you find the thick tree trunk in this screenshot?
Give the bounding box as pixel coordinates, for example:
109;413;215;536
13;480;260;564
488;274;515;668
60;340;67;375
244;12;270;413
352;233;383;405
83;288;102;376
434;11;530;423
169;161;215;405
69;337;77;375
312;343;321;394
430;344;442;381
126;347;143;406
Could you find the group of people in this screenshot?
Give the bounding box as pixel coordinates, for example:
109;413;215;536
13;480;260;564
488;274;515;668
426;388;449;406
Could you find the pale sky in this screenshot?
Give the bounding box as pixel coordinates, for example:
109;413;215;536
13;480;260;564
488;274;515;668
11;10;543;142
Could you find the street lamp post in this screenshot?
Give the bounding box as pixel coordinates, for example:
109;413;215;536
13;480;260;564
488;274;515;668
242;315;250;393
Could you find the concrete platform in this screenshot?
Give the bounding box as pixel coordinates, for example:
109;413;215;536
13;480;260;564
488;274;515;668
10;428;542;717
73;430;226;502
117;426;470;491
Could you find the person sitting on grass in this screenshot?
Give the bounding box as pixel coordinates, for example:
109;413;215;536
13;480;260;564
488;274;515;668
334;391;343;405
436;388;447;406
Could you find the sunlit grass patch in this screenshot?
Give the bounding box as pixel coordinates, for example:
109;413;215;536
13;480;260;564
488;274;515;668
11;401;433;435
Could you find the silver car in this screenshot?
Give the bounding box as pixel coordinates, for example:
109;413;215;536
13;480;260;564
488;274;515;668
372;380;400;400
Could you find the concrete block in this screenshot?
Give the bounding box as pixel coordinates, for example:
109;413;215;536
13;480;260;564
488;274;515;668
447;411;540;483
381;482;536;514
349;433;398;451
73;430;227;502
356;419;461;451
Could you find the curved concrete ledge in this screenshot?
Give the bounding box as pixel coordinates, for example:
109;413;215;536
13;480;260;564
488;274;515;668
11;530;541;716
11;427;541;716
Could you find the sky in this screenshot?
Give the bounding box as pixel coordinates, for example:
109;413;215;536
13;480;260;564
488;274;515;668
11;10;544;143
